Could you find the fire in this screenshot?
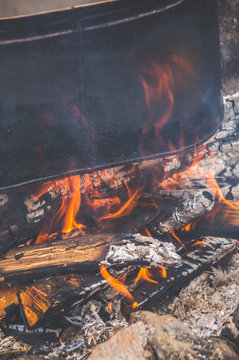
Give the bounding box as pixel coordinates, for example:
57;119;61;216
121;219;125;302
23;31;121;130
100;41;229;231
144;227;152;237
61;176;85;234
99;188;141;221
160;145;234;214
100;265;137;307
100;264;167;307
172;230;184;247
34;169;145;244
141;63;174;136
133;265;167;286
31;53;197;244
140;54;194;155
35;175;86;244
160;265;167;279
107;302;113;313
191;240;205;248
133;268;159;286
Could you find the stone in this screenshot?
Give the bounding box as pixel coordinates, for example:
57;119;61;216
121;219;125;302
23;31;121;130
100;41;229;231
131;312;202;360
88;322;149;360
130;311;239;360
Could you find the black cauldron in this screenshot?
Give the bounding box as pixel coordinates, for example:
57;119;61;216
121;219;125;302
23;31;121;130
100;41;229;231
0;0;222;189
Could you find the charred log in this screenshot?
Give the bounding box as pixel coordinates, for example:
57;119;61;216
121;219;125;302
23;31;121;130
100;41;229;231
147;190;215;236
176;202;239;241
0;233;181;283
0;237;237;332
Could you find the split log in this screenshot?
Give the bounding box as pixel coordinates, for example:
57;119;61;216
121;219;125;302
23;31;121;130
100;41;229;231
0;234;181;283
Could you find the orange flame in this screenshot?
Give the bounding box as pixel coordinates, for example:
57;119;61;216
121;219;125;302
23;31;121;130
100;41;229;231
34;167;146;244
100;265;137;307
172;230;184;247
141;63;174;136
144;227;152;237
35;175;86;244
160;265;167;279
62;176;85;234
191;240;205;248
107;302;113;313
99;186;141;221
133;268;159;287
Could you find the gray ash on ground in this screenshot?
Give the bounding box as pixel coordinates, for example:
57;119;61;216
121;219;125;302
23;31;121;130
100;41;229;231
168;252;239;340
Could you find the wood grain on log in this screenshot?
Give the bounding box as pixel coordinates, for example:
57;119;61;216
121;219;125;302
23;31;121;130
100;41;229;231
0;234;181;283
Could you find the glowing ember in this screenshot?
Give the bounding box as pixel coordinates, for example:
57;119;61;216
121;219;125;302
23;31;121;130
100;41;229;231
160;265;167;279
107;302;113;313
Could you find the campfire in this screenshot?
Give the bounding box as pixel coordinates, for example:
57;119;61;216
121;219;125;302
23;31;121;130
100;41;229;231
0;0;239;359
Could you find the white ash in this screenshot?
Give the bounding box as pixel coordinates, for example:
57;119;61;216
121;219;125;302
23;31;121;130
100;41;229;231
102;233;181;267
168;251;239;339
0;335;30;356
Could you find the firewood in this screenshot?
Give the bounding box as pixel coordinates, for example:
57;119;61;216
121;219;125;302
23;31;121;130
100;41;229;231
0;234;181;283
1;237;236;331
147;190;215;236
131;237;238;310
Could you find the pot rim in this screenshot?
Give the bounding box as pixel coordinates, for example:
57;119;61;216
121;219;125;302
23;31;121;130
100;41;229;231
0;0;186;21
0;0;188;45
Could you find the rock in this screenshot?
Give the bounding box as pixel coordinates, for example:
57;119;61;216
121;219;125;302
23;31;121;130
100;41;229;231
87;310;239;360
88;322;149;360
131;312;202;359
130;311;239;360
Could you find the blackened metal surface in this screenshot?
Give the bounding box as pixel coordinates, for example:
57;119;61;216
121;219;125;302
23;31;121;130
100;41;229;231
0;0;222;189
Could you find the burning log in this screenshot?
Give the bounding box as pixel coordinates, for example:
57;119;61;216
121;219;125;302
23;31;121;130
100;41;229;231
132;237;238;309
0;234;181;283
147;190;215;236
0;236;237;331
